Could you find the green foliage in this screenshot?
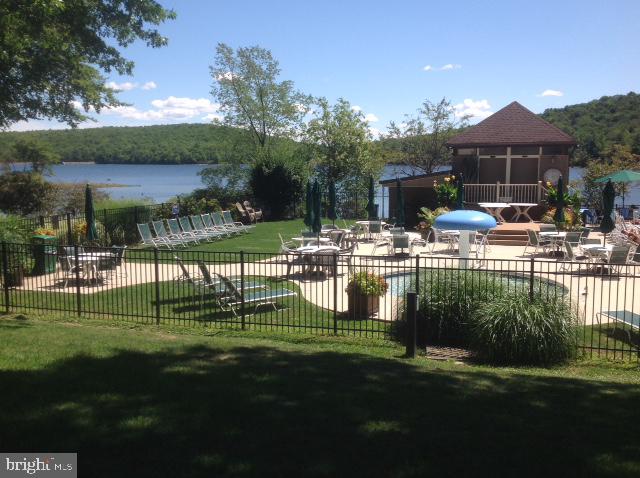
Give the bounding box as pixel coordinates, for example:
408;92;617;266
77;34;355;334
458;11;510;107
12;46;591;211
541;92;640;164
470;293;578;365
199;163;251;204
346;272;389;297
382;98;469;174
249;156;306;220
0;0;174;129
0;215;31;244
9;139;59;174
433;175;458;208
0;172;53;215
0;124;256;164
418;270;505;346
211;43;310;158
416;207;449;231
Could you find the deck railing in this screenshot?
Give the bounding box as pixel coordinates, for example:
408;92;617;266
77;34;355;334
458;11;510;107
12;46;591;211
465;182;547;204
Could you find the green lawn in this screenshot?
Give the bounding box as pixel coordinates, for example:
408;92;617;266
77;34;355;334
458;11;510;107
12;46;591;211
1;315;640;477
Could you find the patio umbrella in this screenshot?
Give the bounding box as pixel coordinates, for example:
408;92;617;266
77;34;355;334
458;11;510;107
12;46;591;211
366;175;376;220
394;177;405;226
85;184;98;242
312;179;322;235
304;181;313;229
600;179;615;245
327;179;337;225
455;173;465;210
553;176;565;224
595;170;640;207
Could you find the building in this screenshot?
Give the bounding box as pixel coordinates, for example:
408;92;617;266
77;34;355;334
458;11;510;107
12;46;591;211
382;101;576;226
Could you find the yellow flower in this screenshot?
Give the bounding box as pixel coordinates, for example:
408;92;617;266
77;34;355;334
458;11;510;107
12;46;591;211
451;175;456;180
444;177;450;182
546;181;552;187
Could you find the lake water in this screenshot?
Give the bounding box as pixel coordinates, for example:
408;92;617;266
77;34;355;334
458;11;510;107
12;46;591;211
12;163;640;207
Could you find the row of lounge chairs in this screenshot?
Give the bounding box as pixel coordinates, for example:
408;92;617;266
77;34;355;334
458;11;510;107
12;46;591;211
174;256;296;316
138;211;254;249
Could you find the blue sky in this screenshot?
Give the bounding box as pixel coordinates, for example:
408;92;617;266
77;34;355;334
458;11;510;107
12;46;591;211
11;0;640;134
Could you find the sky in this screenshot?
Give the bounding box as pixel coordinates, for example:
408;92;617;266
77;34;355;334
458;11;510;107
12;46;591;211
9;0;640;135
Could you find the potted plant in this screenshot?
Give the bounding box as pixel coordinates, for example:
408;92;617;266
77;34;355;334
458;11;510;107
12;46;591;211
433;175;458;208
345;271;389;319
416;207;449;241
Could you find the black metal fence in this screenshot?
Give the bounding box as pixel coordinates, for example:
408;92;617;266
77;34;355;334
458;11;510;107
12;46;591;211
1;242;638;360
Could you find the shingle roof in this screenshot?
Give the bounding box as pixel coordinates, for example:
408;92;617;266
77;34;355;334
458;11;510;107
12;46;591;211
447;101;576;147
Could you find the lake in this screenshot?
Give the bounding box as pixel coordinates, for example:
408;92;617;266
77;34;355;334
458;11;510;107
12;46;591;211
12;163;640;208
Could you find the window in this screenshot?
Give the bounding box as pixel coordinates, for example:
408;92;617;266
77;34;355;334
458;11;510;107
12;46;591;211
542;145;567;155
511;145;539;155
479;146;507;156
456;148;475;155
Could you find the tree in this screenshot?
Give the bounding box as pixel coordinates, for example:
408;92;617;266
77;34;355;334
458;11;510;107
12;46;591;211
384;98;469;174
0;171;52;215
0;0;175;129
249;156;306;220
210;43;311;159
10;140;59;175
305;98;381;192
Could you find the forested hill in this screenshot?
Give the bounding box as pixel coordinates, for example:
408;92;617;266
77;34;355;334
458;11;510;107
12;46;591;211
0;123;256;164
540;92;640;162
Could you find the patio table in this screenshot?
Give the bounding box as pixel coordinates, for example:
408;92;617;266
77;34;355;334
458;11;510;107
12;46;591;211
508;203;537;222
294;246;341;276
291;236;332;246
76;252;115;282
539;232;566;256
580;244;613;262
478;202;509;223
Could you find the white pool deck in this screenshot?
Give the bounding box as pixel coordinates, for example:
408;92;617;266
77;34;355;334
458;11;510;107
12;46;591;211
14;229;639;326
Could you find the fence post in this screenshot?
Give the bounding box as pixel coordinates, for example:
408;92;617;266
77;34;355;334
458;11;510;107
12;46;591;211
154;248;161;325
405;291;417;358
74;244;82;317
529;257;535;303
414;254;420;294
66;213;73;245
240;250;246;330
333;252;338;335
2;242;10;313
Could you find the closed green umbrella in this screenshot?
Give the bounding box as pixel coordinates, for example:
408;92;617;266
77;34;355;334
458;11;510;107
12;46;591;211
553;176;565;224
85;184;98;241
455;173;465;210
304;181;313;229
312;180;322;234
394;178;405;226
595;170;640;208
366;176;376;220
601;179;615;245
328;179;337;225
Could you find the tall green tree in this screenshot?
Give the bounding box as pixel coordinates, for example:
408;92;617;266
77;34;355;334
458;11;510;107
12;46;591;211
10;139;59;174
210;43;311;160
0;0;175;129
384;98;469;174
305;98;381;190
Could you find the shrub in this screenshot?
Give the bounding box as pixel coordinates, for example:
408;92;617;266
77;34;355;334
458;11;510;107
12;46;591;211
250;157;305;220
470;293;578;365
0;171;53;215
418;269;505;346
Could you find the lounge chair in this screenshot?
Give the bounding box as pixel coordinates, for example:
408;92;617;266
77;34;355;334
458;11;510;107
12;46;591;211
178;216;216;242
596;310;640;347
211;211;243;235
152;220;187;248
138;223;178;249
190;215;226;240
196;261;265;297
201;213;233;237
243;201;263;222
235;202;256;224
222;210;253;233
167;218;200;245
215;274;296;316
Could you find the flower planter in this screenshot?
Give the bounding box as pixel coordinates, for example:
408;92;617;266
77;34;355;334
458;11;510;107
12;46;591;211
348;292;380;319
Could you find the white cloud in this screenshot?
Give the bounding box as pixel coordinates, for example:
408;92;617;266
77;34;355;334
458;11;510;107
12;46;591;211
538;89;563;97
368;127;382;139
351;105;362;112
423;63;462;72
105;81;138;91
150;96;219;113
202;113;223;121
364;113;379;123
453;99;493;119
142;81;157;90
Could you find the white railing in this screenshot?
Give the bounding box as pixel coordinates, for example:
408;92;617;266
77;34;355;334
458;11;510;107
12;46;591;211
465;182;547;204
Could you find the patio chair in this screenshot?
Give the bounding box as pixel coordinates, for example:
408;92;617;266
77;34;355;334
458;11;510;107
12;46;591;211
215;275;296;317
564;231;582;247
301;231;320;246
539;224;557;233
280;243;308;277
138;223;177;249
368;221;383;241
210;211;242;235
243;201;263;222
388;234;412;256
431;228;457;253
474;229;492;254
389;227;405;235
201;214;233;237
56;255;87;288
152;220;187;248
328;229;345;247
560;242;589;271
99;245;128;281
167;218;200;245
523;229;551;256
337;241;357;275
222;210;253;233
235;202;256;223
190;215;225;240
603;245;633;275
306;248;339;277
